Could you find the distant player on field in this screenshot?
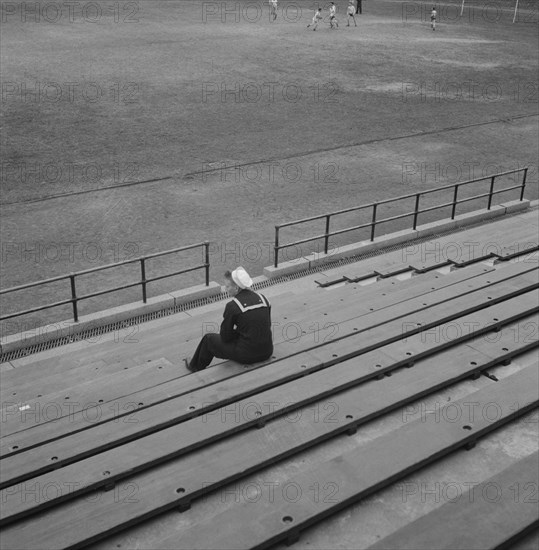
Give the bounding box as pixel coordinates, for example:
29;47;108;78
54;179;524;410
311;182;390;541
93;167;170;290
347;0;357;26
431;6;437;31
329;2;339;29
307;7;323;30
269;0;278;21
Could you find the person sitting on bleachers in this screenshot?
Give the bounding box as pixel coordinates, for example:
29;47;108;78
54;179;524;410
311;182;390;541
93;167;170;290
183;267;274;372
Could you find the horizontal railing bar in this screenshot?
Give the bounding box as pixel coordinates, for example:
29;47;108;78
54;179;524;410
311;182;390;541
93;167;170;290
0;263;211;321
276;233;329;250
146;264;208;284
59;242;208;278
491;184;523;195
413;201;457;215
274;168;528;267
275;169;526;230
0;274;73;295
366;169;526;206
136;241;208;261
370;211;416;225
277;204;373;229
276;184;525;250
73;281;143;302
0;242;209;296
0;242;210;324
0;299;74;321
275;168;525;228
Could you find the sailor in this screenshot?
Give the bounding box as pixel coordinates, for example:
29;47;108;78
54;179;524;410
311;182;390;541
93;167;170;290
183;266;274;371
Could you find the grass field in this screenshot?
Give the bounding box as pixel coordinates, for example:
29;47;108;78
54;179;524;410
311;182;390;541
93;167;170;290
1;0;538;333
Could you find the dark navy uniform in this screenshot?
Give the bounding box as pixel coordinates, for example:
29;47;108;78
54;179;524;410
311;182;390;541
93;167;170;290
188;289;273;371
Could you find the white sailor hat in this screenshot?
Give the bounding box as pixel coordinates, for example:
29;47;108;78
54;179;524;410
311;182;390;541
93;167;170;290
231;266;253;289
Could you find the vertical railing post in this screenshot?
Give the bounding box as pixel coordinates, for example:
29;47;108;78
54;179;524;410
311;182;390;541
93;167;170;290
274;226;279;268
412;193;421;230
69;274;78;322
520;168;528;201
370;203;378;241
140;258;147;303
324;215;331;254
487;175;495;210
451;185;459;219
204;242;210;286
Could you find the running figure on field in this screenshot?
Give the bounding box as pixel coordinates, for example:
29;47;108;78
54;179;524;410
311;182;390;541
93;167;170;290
307;7;323;30
347;0;357;26
431;6;437;30
269;0;278;21
329;2;339;28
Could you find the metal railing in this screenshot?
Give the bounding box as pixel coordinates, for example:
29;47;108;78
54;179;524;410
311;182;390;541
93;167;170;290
0;241;210;323
274;168;529;267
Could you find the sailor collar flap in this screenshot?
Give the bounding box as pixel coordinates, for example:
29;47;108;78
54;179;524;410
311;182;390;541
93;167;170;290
232;292;270;313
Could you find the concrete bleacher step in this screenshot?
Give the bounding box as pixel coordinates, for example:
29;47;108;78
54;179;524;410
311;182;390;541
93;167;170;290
495;243;539;262
1;309;191;369
2;260;474;391
327;247;448;281
54;363;539;550
1;290;309;388
1;211;538;549
454;243;538;268
5;297;539;495
0;357;144;405
1;262;536;464
320;209;538;281
2;308;537;502
1;322;536;546
343;251;411;280
1;357;177;438
368;451;539;550
150;366;538;550
1;253;522;405
0;262;495;429
271;262;494;336
0;355;139;397
0;290;296;381
3;215;534;383
5;267;537;452
0;259;481;386
412;212;538;269
1;301;536;509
